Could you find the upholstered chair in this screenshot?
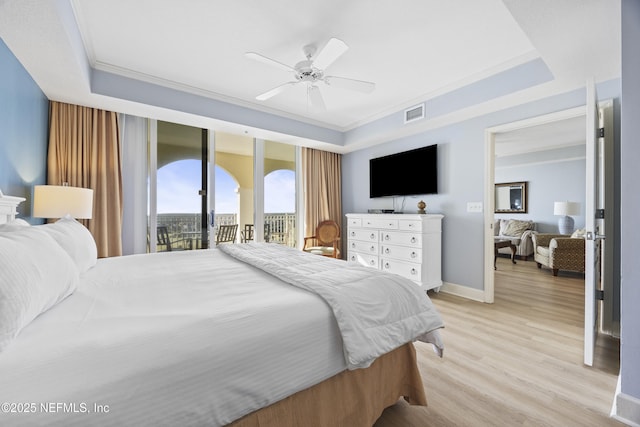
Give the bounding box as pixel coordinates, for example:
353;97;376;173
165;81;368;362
532;232;585;276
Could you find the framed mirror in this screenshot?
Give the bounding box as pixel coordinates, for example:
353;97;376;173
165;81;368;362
495;181;528;213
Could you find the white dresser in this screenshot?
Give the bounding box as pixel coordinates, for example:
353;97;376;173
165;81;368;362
345;213;443;291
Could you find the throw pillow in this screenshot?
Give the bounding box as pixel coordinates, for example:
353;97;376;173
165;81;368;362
501;219;533;237
571;228;586;238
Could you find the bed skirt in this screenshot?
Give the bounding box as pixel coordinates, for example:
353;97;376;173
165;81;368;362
228;342;427;427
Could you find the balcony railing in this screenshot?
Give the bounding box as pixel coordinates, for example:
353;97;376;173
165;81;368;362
153;213;296;251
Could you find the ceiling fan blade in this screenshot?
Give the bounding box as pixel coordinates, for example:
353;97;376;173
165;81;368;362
325;76;376;93
256;81;298;101
312;37;348;70
244;52;296;73
308;85;326;111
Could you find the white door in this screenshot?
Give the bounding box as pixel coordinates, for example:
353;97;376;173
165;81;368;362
584;79;606;366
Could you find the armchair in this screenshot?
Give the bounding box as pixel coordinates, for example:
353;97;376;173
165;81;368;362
303;220;340;258
532;233;585;276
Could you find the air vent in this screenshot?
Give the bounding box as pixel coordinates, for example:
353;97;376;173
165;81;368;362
404;103;425;124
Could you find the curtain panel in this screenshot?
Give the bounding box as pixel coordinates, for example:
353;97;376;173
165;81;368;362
48;101;123;258
302;147;343;255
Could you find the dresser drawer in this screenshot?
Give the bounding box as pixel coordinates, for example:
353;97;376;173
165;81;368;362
380;230;422;247
347;217;362;228
399;220;422;231
362;218;398;229
348;252;379;268
381;258;422;282
381;244;421;261
348;228;379;242
349;240;379;254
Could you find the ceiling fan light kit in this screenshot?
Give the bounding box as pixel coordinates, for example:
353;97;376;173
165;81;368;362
245;37;375;111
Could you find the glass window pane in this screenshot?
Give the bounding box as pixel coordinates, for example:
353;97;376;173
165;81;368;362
264;141;296;247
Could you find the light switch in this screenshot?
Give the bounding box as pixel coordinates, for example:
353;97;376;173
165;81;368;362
467;202;483;213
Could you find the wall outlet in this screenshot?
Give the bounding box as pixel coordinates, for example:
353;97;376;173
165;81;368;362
467;202;483;213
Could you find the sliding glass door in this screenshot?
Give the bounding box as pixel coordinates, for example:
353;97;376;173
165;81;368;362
263;140;297;247
212;132;253;243
147;121;299;251
150;121;209;251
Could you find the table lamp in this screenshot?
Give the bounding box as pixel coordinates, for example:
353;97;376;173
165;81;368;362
33;184;93;220
553;201;580;234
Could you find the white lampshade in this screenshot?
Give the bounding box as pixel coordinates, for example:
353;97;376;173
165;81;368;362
553;201;580;216
33;185;94;219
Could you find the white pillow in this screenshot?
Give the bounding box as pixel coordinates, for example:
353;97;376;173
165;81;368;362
571;228;586;238
0;218;30;232
39;215;98;273
0;227;79;351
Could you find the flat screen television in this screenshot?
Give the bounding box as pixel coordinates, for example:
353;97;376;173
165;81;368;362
369;144;438;198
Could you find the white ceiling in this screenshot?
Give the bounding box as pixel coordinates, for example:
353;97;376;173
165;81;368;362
494;114;586;157
0;0;621;153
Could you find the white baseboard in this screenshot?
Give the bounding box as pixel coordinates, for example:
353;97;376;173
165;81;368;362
439;282;485;302
613;389;640;427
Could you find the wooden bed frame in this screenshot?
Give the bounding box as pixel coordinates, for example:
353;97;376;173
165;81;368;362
0;189;25;225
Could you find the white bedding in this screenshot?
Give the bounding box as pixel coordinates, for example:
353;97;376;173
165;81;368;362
219;243;444;369
0;249;346;427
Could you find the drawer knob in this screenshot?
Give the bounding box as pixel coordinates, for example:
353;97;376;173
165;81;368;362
370;233;375;239
370;246;375;252
351;243;355;248
370;260;376;266
411;268;417;275
411;251;417;258
410;237;416;243
384;234;390;240
385;248;390;254
350;256;356;261
350;231;355;237
384;262;390;269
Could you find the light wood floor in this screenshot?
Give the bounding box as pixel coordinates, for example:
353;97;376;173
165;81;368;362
375;257;622;427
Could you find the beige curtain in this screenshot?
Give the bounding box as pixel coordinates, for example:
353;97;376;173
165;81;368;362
302;147;342;253
48;101;123;258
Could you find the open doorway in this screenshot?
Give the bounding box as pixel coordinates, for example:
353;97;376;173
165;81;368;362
484;102;619;365
483;106;587;302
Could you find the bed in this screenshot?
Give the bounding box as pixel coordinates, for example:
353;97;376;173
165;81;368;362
0;199;444;427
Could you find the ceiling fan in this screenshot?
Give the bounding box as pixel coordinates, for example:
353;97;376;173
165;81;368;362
245;37;375;111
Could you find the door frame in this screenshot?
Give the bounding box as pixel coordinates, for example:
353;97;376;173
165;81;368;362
483;106;586;303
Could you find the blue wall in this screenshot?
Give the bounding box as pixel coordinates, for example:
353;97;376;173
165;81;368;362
495;148;586;234
0;37;49;222
342;80;621;292
620;0;640;413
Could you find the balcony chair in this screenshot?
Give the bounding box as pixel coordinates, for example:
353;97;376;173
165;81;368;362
303;220;340;258
240;224;254;243
240;224;272;243
155;225;193;251
215;224;238;245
